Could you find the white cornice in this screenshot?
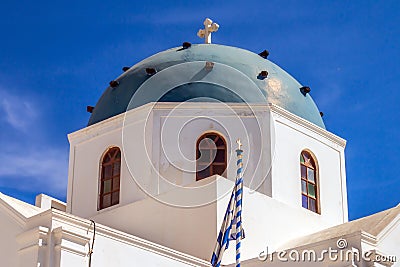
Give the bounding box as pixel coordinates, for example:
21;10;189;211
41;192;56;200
68;102;346;148
68;103;153;143
360;230;378;247
268;103;346;148
53;226;90;256
0;196;27;227
16;226;49;253
50;209;211;266
377;213;400;242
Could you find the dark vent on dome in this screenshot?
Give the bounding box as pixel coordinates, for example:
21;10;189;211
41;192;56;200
146;68;157;76
109;80;119;88
122;66;130;72
300;86;311;96
87;106;94;113
258;50;269;59
257;71;268;80
320;111;324;117
182;42;192;49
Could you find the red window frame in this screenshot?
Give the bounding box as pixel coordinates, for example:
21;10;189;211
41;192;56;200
300;151;319;213
196;133;227;181
99;147;121;210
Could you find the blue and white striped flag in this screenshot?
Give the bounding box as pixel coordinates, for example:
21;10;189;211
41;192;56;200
211;139;245;267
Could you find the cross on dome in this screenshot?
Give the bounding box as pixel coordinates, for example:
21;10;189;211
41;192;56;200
197;18;219;44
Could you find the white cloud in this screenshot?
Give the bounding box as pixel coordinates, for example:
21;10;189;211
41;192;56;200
0;90;38;131
0;88;68;197
0;147;68;196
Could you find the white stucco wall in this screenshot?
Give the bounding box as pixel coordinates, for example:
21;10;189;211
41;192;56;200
90;234;191;267
90;175;349;264
378;215;400;266
217;177;349;264
66;105;151;218
67;102;348;262
271;109;348;224
2;193;397;267
0;211;21;267
0;203;209;267
67;102;273;217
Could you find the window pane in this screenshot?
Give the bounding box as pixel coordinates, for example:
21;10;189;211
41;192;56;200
197;133;226;181
301;180;307;194
197;166;210;180
102;194;111;208
198;149;211;163
300;154;305;164
103;165;112;178
308;183;316;198
213;165;226;176
308;168;315;183
113;162;120;176
103;154;111;163
111;192;119;205
301;165;307;179
113;177;120;190
115;150;121;159
309;198;317;212
302;195;308;208
215;137;224;146
199;138;213;149
103;180;112;193
210;149;217;162
208;134;217;141
303;152;310;162
214;149;225;162
197;163;209;170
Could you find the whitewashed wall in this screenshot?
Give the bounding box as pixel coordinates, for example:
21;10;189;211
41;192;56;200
378;216;400;266
66;102;348;262
271;107;348;224
0;211;20;267
67;102;272;217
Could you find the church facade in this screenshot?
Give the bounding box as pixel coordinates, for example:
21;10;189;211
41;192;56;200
0;25;399;266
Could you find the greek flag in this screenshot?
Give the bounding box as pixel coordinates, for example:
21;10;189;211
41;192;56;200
211;140;244;267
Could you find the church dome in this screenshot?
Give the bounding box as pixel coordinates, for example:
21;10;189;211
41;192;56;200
88;44;325;128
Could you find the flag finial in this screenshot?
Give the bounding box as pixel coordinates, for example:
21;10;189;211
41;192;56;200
236;138;242;150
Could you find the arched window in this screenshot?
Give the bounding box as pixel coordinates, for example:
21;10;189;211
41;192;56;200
99;147;121;210
196;133;227;181
300;151;319;213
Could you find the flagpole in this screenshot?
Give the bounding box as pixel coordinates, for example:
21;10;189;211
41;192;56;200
210;138;245;267
235;139;243;267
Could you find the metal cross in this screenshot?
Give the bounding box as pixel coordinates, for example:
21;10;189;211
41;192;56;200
197;18;219;44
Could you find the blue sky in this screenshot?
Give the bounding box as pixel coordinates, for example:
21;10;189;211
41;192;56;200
0;0;398;220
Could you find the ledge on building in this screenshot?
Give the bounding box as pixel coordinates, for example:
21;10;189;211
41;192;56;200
35;194;66;212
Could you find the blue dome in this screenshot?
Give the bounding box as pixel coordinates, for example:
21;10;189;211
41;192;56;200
88;44;325;128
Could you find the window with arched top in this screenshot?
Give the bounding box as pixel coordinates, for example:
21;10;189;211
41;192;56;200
300;151;319;213
99;147;121;210
196;133;227;181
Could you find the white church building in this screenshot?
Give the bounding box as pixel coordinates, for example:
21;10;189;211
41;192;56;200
0;20;399;266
